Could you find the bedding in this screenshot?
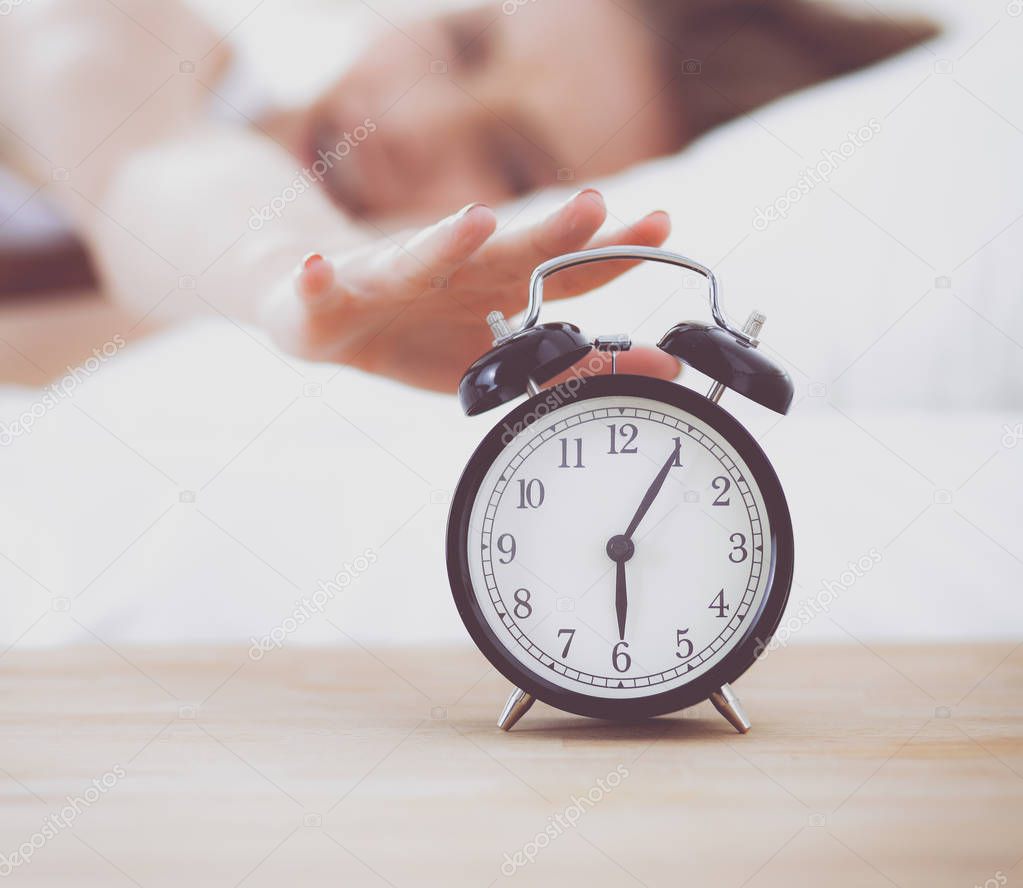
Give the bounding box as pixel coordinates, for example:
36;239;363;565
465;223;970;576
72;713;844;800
1;0;1020;646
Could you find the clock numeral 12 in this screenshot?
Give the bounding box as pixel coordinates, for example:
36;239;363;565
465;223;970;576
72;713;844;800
607;423;638;455
558;437;584;468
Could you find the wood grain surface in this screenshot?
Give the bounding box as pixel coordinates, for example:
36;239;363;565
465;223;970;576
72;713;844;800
1;643;1020;887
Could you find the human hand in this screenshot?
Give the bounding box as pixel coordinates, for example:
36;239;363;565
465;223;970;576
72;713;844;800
262;189;680;392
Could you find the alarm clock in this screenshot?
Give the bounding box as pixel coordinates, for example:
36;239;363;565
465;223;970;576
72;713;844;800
446;246;794;733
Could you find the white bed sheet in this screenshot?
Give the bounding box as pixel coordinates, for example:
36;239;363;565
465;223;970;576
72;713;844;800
2;0;1021;646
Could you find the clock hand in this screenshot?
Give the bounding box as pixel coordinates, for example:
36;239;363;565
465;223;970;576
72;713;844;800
615;559;627;641
623;438;682;540
606;439;680;641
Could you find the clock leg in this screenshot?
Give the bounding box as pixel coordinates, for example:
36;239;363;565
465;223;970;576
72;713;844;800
709;683;751;734
497;687;535;731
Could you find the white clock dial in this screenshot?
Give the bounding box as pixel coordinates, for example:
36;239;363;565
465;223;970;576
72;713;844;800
466;394;773;699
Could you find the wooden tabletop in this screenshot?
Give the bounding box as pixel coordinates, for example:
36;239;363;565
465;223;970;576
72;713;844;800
1;643;1020;887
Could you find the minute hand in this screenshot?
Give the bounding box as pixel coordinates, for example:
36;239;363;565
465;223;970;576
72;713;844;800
623;440;681;540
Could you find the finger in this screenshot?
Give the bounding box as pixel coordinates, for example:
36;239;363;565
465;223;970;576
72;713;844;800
475;188;608;272
388;203;497;291
295;252;338;312
543;345;681;387
543;210;671;301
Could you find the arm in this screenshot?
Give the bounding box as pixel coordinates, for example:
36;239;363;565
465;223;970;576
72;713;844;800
0;0;359;324
0;1;680;392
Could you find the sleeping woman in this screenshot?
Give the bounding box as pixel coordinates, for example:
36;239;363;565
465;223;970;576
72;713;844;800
0;0;935;391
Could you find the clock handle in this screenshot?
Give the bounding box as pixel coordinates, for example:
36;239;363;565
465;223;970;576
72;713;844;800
512;246;753;345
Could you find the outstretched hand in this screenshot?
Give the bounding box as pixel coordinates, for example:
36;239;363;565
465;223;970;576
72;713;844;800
263;189;680;392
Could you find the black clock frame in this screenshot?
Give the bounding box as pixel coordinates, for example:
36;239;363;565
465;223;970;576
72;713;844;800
446;374;794;722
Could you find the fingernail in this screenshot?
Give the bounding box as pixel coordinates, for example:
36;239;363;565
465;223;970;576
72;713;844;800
574;188;603;202
456;202;489;219
303;252;324;269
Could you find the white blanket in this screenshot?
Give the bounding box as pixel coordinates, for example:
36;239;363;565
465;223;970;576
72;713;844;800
2;0;1021;646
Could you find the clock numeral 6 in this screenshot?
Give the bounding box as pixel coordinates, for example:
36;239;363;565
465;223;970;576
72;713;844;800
557;628;575;658
675;627;694;659
516;478;545;509
612;641;631;673
728;532;748;563
496;533;516;563
513;588;532;619
558;437;584;469
607;423;638;455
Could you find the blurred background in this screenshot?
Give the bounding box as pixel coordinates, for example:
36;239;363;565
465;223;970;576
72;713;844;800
1;0;1021;651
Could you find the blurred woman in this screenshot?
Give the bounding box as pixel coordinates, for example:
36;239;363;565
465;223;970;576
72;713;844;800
0;0;935;390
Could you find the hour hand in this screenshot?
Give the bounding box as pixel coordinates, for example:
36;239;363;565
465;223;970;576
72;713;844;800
624;438;681;540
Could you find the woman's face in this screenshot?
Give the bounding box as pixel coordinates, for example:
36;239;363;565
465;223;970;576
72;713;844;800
299;1;680;219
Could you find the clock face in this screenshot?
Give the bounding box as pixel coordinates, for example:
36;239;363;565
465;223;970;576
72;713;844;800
448;375;793;719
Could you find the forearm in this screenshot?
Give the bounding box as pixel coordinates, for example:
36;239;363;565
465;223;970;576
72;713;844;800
91;124;367;324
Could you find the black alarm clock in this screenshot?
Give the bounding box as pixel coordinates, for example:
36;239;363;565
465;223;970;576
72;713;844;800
446;247;794;733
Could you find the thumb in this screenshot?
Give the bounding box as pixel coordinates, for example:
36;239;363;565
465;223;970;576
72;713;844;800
543;346;681;388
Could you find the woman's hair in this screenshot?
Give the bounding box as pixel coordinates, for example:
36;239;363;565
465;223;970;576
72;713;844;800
640;0;940;146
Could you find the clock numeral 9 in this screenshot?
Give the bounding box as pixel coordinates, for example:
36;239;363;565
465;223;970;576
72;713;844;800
709;589;729;618
728;532;748;563
607;423;638;455
558;437;584;469
516;478;545;509
496;533;516;563
712;475;731;506
512;588;532;619
675;627;694;659
612;641;631;673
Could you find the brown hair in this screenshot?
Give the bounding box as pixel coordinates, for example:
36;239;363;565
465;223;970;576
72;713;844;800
640;0;940;145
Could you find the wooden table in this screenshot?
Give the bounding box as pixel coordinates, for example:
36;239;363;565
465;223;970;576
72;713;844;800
1;643;1020;887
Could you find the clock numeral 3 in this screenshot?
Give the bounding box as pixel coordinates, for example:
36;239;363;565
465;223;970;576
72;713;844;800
728;532;748;563
558;437;584;469
607;423;638;455
612;641;631;673
557;628;576;658
675;627;694;659
709;589;729;618
496;533;516;563
513;588;532;619
516;478;545;509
